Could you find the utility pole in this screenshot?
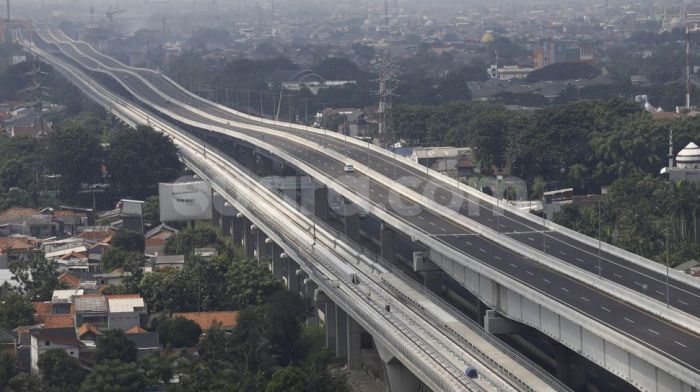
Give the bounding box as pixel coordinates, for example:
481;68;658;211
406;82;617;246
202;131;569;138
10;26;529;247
377;0;396;148
6;0;10;22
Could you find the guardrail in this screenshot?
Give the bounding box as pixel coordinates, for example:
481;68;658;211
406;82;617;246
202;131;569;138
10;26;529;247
29;33;700;389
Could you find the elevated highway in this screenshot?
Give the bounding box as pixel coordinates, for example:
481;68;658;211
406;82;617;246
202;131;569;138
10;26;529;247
11;30;578;392
20;28;700;391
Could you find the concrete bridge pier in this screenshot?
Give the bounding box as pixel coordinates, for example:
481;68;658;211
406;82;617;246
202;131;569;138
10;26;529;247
211;193;222;228
343;199;360;241
314;185;329;221
484;310;529;335
255;154;273;176
271;244;284;280
221;215;232;240
304;279;319;327
231;213;244;246
286;258;300;294
375;340;422;392
321;300;337;350
256;231;270;261
335;306;348;361
243;218;256;258
380;222;397;263
237;145;255;170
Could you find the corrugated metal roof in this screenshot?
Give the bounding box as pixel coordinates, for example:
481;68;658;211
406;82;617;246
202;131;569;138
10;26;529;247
74;296;107;313
108;297;145;313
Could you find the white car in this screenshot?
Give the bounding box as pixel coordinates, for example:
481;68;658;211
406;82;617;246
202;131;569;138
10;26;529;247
344;163;355;172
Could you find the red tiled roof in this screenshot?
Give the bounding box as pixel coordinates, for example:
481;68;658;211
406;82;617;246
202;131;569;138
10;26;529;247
54;210;87;218
0;237;33;253
79;229;115;242
172;311;240;330
77;323;102;338
37;314;74;328
58;272;81;289
105;294;142;299
125;326;147;334
32;302;52;316
0;207;40;221
59;251;88;261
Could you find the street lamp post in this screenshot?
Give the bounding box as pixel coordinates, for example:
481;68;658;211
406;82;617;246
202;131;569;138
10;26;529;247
598;196;602;278
496;174;503;233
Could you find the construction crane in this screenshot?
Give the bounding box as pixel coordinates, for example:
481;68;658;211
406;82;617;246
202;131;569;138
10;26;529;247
106;7;126;23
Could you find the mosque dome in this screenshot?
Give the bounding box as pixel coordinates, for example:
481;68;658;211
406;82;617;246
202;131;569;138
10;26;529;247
677;142;700;169
481;32;495;44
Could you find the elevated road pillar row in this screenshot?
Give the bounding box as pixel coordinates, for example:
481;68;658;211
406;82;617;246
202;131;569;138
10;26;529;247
256;231;270;261
304;279;319;327
335;306;348;361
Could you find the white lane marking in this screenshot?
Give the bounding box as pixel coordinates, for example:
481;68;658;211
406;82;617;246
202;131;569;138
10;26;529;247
648;329;660;335
675;341;688;348
479;248;486;253
465;241;472;246
601;306;611;312
561;287;570;293
576;258;584;262
487;218;493;222
509;263;518;268
543;278;551;284
528;237;535;242
633;281;644;287
418;215;425;220
526;270;534;276
679;299;689;306
624;317;635;324
440;227;447;232
613;273;623;279
655;290;665;296
494;255;502;260
429;222;436;226
559;250;567;255
580;296;590;302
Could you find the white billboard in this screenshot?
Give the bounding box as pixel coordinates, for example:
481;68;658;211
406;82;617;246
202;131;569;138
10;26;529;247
159;181;213;221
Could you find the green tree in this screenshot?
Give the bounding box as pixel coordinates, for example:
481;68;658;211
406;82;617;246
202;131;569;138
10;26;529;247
9;251;61;301
139;351;179;386
44;123;103;195
143;195;160;227
79;360;149;392
96;329;138;364
37;349;87;392
0;292;35;329
155;316;202;348
0;351;40;392
263;291;305;365
226;259;282;309
111;230;145;252
164;227;219;255
101;249;145;274
105;125;181;197
139;268;197;312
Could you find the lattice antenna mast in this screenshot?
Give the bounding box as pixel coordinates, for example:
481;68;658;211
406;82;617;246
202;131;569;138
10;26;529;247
377;0;397;148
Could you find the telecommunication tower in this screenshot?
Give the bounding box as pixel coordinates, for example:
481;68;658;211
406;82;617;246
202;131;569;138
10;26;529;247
377;0;397;147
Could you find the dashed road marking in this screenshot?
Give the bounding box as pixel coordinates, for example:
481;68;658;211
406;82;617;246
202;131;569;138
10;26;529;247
479;248;486;253
494;255;502;260
576;258;584;262
526;270;534;276
675;341;688;348
559;250;567;255
543;278;551;284
580;296;590;302
624;317;635;324
648;329;659;335
601;306;611;312
509;263;518;268
679;299;689;306
613;273;623;279
561;287;570;293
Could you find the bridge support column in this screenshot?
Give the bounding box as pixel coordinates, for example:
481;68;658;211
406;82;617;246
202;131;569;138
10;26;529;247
347;317;362;369
380;222;397;263
256;231;269;261
232;214;244;246
286;259;299;293
484;310;529;335
238;145;255;170
271;244;284;280
343;199;360;241
211;193;222;228
375;340;421;392
304;279;318;327
323;301;336;350
221;215;232;241
335;306;348;361
255;154;273;176
314;185;329;221
243;219;255;259
552;344;587;390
